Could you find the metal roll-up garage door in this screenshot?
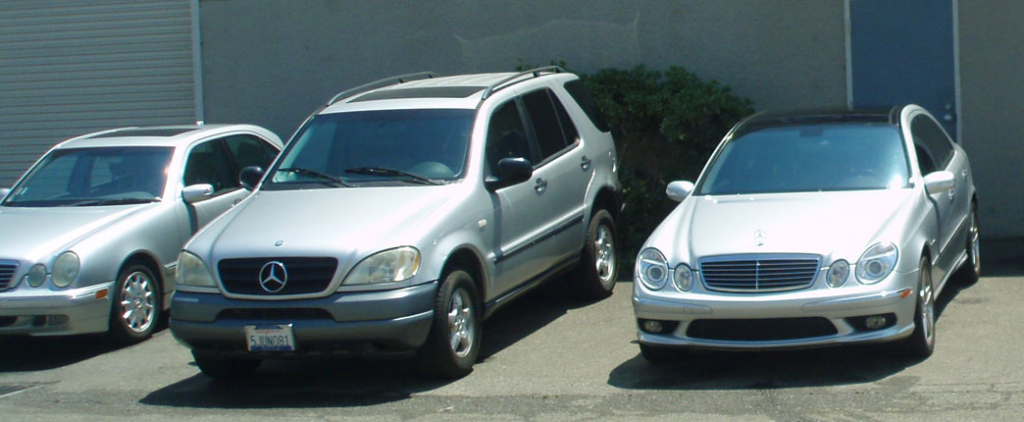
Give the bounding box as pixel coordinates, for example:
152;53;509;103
0;0;200;187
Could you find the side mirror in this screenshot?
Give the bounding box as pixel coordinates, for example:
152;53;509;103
923;171;955;195
666;180;695;202
239;166;265;191
485;158;533;191
0;188;9;201
182;183;214;204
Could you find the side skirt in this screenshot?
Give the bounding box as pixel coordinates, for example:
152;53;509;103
482;254;580;320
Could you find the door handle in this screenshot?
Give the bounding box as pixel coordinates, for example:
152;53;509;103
962;169;969;179
534;178;548;193
580;156;592;171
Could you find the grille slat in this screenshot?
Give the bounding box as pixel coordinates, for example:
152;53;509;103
700;255;820;292
0;263;18;290
218;257;338;296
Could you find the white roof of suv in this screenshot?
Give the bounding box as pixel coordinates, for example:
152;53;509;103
322;68;571;113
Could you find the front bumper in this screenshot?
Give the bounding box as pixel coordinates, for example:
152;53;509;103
633;276;919;350
0;282;114;336
170;281;437;358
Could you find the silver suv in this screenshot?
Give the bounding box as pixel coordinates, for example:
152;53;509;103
170;67;621;379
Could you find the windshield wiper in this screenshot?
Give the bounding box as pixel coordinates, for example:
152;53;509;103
277;167;349;187
69;198;159;206
344;167;439;185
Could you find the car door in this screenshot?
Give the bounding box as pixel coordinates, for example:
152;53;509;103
911;113;965;281
181;137;248;233
519;88;591;259
485;99;553;294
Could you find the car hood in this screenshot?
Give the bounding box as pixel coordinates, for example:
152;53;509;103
0;205;151;262
652;189;915;263
197;187;454;261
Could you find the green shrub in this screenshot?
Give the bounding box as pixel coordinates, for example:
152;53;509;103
582;65;754;263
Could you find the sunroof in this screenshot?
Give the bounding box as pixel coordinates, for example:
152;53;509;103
349;86;484;102
95;128;198;138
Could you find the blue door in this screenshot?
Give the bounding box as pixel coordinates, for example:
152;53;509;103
850;0;958;140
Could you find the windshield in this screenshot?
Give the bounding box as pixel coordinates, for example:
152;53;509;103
697;124;910;195
266;109;474;189
3;146;173;207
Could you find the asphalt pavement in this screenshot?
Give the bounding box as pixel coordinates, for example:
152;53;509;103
0;240;1021;421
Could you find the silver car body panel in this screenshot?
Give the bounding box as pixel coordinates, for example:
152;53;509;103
634;105;976;350
0;125;283;336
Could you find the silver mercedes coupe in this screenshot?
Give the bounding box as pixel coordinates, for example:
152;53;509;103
632;105;980;362
0;125;281;342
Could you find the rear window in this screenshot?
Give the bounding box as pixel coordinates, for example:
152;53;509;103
563;80;609;132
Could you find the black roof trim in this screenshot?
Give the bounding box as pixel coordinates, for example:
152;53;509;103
327;72;438;106
733;107;906;137
348;86;485;102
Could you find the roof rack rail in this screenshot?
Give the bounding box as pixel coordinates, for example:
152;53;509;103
480;66;564;100
327;71;438;105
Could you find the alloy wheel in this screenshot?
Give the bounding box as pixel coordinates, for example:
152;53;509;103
120;271;156;333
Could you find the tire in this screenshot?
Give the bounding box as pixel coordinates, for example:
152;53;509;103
959;204;981;285
639;343;683;365
573;209;619;300
416;269;481;379
194;352;262;381
108;264;161;344
902;256;935;358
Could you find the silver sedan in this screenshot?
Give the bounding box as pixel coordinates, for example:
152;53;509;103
0;125;281;342
632;105;980;362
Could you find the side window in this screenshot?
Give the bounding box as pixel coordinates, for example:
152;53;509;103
551;92;580;145
911;115;954;173
563;79;610;132
225;135;278;170
485;101;532;175
183;140;237;195
522;89;568;161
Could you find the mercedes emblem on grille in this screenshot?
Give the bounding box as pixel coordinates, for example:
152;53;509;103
259;261;288;293
754;229;766;247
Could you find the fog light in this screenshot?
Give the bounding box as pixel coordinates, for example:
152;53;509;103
642;320;664;333
865;315;888;329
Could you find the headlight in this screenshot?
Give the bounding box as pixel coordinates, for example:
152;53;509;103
637;248;669;290
673;264;693;291
342;246;420;285
52;252;79;288
27;264;47;287
826;259;849;288
856;243;898;284
176;251;217;288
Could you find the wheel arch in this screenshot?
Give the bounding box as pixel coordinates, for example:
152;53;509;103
440;248;487;310
119;251;165;299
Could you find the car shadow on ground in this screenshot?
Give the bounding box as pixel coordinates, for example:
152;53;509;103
607;261;988;391
0;318;170;372
140;276;595;408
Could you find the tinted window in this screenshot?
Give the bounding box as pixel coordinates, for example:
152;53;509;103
911;115;954;172
485;101;532;176
184;140;237;194
225;135;277;170
268;109;474;187
552;92;580;145
3;147;173;207
523;89;568;161
698;124;910;195
563;79;609;132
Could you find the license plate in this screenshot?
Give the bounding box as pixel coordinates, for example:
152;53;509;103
245;324;296;352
